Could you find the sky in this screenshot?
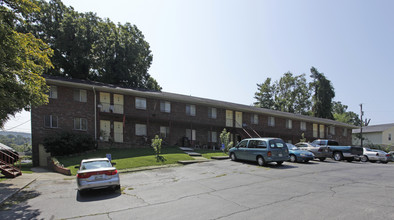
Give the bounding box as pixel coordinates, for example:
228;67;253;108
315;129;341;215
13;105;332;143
2;0;394;133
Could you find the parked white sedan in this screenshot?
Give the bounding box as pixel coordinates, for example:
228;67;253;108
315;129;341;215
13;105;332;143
361;148;392;164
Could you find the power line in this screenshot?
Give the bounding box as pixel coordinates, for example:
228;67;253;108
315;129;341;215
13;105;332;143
1;120;31;131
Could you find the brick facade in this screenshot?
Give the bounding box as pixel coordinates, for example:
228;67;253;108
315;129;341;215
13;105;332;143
31;76;356;166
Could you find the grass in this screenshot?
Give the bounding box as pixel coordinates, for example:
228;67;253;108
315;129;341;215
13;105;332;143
195;149;228;159
55;146;194;176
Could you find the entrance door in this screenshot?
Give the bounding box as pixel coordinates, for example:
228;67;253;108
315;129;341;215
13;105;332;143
38;144;50;167
235;111;242;128
113;94;124;114
226;110;233;127
114;121;123;142
100;120;111;141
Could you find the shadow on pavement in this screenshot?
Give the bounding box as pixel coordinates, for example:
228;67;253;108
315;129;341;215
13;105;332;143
0;189;41;219
76;187;121;202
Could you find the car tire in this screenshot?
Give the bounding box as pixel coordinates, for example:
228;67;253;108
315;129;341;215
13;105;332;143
257;156;266;166
333;152;343;161
290;155;297;163
361;155;368;162
230;153;237;161
319;157;326;162
277;161;283;166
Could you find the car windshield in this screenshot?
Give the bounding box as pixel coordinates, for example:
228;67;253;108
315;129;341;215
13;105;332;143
81;160;112;170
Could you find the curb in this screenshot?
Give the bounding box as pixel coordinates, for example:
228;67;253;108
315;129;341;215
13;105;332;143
177;159;212;165
118;164;182;174
211;156;229;160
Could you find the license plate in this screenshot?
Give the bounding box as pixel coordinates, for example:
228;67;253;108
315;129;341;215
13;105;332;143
95;175;104;180
279;154;283;157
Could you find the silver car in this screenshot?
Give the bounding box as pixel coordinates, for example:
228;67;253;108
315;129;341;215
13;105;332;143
295;142;331;161
361;148;392;164
75;158;120;194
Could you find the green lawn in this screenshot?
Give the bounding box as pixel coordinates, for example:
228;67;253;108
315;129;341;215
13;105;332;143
55;146;194;175
195;149;228;159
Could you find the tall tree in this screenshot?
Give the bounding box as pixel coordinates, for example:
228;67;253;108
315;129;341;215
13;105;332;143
332;101;361;126
22;0;160;91
0;0;53;127
254;73;311;114
310;67;335;119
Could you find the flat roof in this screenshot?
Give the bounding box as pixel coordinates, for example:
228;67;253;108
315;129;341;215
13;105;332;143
45;75;357;129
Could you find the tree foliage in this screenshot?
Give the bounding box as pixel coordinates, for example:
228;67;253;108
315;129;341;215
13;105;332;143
310;67;335;119
219;128;233;154
21;0;161;91
332;101;361;126
254;72;311;114
43;132;96;156
0;0;54;128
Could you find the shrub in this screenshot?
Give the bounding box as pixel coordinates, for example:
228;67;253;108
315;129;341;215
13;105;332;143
220;128;233;154
43;132;97;156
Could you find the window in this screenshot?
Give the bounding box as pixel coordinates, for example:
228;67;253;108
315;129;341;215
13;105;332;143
313;124;318;138
300;122;306;131
237;140;248;148
73;89;87;102
186;104;196;116
100;92;110;112
185;129;196;141
160;126;170;138
113;94;124;114
160;101;171;113
74;118;87;131
319;124;325;138
135;97;147;110
268;117;275;127
208;131;217;143
208;107;217;119
49;86;57;99
135;124;147;136
44;115;58;128
251;114;258;125
329;126;335;135
343;128;348;137
286;119;292;129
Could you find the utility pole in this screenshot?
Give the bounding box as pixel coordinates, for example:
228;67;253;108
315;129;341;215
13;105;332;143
360;104;363;148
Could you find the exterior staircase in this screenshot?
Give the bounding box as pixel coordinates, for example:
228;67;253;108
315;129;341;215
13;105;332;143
0;149;22;178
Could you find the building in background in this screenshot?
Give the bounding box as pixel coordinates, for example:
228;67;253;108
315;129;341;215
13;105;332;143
31;75;356;166
352;123;394;149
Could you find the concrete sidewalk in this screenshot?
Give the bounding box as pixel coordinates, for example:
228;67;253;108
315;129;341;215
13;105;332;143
0;167;64;206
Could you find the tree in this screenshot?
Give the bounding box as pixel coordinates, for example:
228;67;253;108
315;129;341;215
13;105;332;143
310;67;335;119
22;0;160;91
0;0;54;128
254;73;311;114
332;101;361;126
219;128;233;154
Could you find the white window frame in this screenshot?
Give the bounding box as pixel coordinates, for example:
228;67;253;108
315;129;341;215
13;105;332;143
300;121;306;131
49;86;58;99
208;107;217;119
160;101;171;113
313;124;318;138
74;118;87;131
319;124;325;138
160;126;170;138
251;114;258;125
286;119;292;129
74;89;87;102
186;129;196;141
186;104;196;116
44;115;58;128
135;124;147;136
135;97;147;110
268;117;275;127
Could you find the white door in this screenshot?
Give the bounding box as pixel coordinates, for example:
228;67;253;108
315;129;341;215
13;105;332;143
235;111;242;128
226;110;233;127
113;94;124;114
100;92;110;112
38;144;51;167
100;120;111;141
114;121;123;143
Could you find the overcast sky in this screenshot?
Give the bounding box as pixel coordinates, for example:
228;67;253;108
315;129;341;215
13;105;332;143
3;0;394;133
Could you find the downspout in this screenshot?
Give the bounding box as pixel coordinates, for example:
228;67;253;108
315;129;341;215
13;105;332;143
93;87;97;140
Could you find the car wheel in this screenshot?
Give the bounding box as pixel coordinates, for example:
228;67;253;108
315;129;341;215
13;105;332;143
277;161;283;165
318;157;326;161
230;153;237;161
257;156;265;166
290;155;297;162
333;152;343;161
361;155;368;162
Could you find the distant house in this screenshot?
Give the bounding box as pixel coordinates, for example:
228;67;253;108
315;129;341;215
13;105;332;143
352;123;394;148
31;75;357;166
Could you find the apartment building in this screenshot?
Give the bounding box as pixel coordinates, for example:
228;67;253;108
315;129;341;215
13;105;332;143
31;75;356;166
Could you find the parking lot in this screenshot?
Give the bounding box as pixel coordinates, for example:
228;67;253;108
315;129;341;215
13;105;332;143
1;159;394;219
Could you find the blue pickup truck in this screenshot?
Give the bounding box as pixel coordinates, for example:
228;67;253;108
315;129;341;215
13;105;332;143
311;139;363;162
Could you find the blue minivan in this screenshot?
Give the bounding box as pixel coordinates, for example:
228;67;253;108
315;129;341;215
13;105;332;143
229;138;290;166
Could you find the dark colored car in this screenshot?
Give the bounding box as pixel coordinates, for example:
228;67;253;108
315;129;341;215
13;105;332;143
295;142;331;161
287;143;314;163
